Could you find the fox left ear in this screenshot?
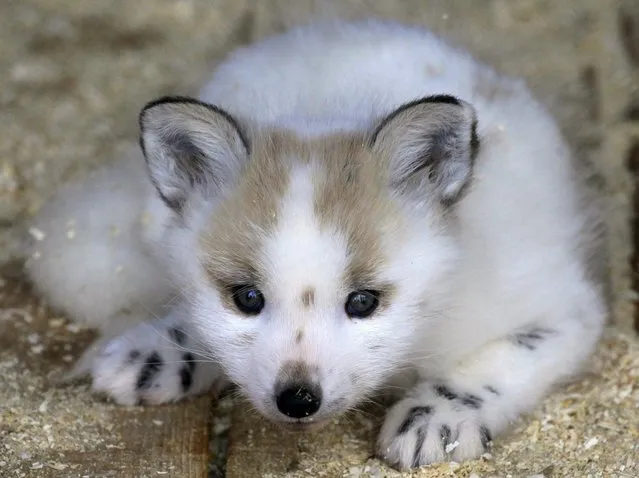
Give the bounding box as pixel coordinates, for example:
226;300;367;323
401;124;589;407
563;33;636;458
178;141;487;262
369;95;479;206
139;96;250;214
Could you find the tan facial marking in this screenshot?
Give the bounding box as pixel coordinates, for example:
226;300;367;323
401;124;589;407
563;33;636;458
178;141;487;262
199;128;401;309
276;360;319;387
300;287;315;309
311;135;401;290
200;130;298;299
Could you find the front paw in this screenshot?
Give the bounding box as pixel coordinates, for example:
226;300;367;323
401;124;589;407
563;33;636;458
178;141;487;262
377;383;493;470
89;322;226;405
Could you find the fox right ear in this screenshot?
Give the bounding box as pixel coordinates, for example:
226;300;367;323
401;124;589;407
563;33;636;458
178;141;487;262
139;96;250;213
369;95;479;207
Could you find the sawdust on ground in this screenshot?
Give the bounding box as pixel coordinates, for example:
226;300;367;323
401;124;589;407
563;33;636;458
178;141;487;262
227;328;638;478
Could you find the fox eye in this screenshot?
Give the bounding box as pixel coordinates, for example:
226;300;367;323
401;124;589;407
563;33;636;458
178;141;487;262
231;285;265;315
345;290;379;318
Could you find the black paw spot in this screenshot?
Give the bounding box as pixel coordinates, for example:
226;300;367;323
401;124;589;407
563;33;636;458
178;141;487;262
168;326;187;346
512;327;555;350
179;352;197;393
513;334;538;350
412;426;427;468
439;424;452;449
479;425;492;451
484;385;500;396
398;406;433;435
434;384;458;401
127;350;141;363
460;393;483;409
183;352;196;373
179;366;193;393
136;351;164;390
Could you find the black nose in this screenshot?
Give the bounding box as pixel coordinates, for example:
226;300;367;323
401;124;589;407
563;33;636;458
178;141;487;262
276;384;322;418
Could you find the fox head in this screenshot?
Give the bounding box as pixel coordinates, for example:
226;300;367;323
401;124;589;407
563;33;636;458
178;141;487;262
138;94;478;426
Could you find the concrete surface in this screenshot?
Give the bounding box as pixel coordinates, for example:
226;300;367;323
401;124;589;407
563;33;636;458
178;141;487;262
1;0;638;477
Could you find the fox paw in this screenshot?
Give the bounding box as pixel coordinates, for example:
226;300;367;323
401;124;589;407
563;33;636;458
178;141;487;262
88;320;226;405
377;382;494;470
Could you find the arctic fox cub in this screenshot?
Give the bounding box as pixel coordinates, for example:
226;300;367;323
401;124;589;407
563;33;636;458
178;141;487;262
25;19;607;469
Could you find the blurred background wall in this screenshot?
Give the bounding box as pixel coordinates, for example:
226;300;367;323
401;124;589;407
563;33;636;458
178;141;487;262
0;0;638;333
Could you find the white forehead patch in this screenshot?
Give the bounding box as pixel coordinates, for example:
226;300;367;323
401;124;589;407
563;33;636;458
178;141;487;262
263;163;348;304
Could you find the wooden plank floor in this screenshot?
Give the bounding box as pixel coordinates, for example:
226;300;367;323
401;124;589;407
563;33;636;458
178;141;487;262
0;276;213;477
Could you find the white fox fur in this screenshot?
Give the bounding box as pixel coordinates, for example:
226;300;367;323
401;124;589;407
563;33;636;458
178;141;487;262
24;19;607;469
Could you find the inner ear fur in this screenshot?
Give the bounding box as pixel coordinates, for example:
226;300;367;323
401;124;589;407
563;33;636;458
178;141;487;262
139;96;250;213
369;95;479;206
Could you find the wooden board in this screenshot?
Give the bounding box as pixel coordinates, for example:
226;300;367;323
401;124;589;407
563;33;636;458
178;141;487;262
0;276;212;477
225;403;379;478
629;140;639;333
